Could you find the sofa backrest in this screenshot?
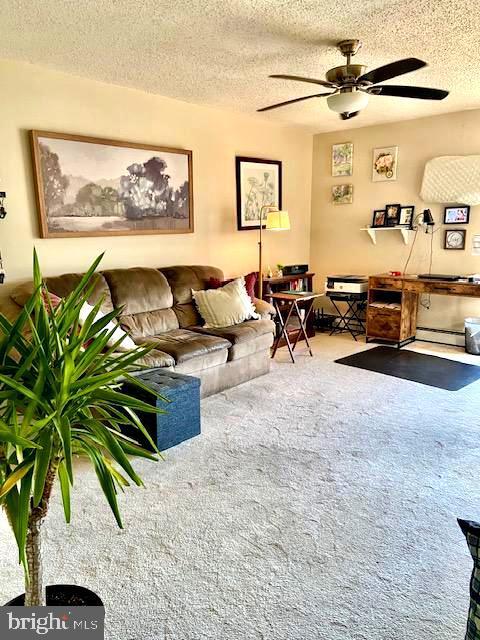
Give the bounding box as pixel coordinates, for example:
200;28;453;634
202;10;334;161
3;264;225;335
159;265;224;328
10;272;114;314
102;267;179;339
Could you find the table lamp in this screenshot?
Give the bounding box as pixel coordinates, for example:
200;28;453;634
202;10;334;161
258;205;290;298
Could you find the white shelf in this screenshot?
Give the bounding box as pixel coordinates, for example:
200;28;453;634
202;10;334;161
361;226;414;245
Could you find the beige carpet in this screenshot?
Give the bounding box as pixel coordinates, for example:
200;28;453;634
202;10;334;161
0;334;478;639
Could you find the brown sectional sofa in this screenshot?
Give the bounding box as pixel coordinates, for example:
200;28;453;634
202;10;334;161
1;265;276;398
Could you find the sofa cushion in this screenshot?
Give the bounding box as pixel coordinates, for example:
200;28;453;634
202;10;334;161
191;318;275;344
135;349;175;369
160;265;224;328
103;267;179;339
136;328;230;365
11;272;114;314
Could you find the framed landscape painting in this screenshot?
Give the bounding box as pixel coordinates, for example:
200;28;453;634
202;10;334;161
30;130;193;238
332;142;353;177
236;156;282;230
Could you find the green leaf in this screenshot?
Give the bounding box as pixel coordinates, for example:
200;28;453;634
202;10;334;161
32;430;53;506
0;427;41;449
55;417;73;483
0;460;35;499
57;460;71;523
17;470;33;564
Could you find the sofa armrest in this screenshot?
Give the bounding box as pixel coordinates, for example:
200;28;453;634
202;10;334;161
253;297;276;319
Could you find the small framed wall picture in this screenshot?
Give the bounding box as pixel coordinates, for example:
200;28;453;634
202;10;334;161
385;203;401;226
331;142;353;177
399;205;415;227
332;184;353;205
372;209;386;227
445;229;466;250
372;146;398;182
444;205;470;224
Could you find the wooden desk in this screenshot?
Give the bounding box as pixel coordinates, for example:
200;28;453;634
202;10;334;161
366;274;480;347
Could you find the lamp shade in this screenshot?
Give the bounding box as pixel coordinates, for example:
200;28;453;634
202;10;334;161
327;90;369;114
265;209;290;231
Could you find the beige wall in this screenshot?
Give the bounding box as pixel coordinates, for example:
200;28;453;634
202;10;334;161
311;109;480;332
0;59;312;294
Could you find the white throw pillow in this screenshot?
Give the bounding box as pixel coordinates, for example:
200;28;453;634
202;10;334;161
192;278;260;329
79;302;136;352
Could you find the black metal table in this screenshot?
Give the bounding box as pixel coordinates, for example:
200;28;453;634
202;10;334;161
327;291;367;341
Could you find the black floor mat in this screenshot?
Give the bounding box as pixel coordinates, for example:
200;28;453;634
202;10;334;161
335;345;480;390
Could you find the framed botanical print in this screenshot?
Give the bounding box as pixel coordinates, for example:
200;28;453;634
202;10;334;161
332;142;353;177
236;156;282;230
30;130;194;238
385;203;401;226
399;205;415;227
332;184;353;205
372;146;398;182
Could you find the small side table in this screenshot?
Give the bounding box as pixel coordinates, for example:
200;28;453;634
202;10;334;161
327;291;367;341
270;292;323;363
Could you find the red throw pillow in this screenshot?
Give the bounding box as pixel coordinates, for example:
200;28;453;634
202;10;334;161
41;289;62;310
208;272;257;301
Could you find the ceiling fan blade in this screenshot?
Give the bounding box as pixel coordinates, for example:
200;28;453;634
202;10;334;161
358;58;427;85
269;74;336;88
371;85;449;100
340;111;359;120
257;92;333;112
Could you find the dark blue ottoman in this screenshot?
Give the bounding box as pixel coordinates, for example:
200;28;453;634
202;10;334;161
122;369;201;452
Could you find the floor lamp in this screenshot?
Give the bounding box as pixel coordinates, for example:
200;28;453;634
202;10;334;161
258;206;290;299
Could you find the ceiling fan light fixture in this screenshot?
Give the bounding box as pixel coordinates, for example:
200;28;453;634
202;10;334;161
327;90;369;115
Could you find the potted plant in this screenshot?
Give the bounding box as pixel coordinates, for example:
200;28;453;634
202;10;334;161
0;252;163;606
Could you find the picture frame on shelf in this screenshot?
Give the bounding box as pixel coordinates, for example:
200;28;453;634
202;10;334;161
372;146;398;182
385;203;401;226
235;156;282;231
30;130;194;238
331;142;353;177
372;209;386;227
399;205;415;228
444;229;466;250
444;205;470;225
332;184;353;205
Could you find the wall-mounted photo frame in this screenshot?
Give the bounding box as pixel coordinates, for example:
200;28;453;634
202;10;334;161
372;209;386;227
444;205;470;225
331;142;353;177
444;229;466;250
236;156;282;230
372;146;398;182
332;184;353;205
399;205;415;228
385;203;401;226
30;130;193;238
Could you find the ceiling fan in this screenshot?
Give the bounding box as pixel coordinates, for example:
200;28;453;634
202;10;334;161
258;39;449;120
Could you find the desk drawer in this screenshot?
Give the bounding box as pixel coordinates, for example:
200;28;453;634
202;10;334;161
369;276;403;290
367;307;401;340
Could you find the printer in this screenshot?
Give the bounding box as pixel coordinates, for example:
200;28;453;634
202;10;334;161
325;275;368;294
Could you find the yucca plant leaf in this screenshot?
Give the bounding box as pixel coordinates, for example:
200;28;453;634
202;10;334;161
17;470;33;565
0;428;41;450
57;460;71;523
0;373;47;407
32;430;53;506
55;417;73;483
0;460;35;499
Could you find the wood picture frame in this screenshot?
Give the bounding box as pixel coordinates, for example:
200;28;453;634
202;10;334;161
444;229;466;250
236;156;282;231
30;130;194;238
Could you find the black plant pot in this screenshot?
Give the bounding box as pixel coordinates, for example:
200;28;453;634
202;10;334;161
5;584;103;606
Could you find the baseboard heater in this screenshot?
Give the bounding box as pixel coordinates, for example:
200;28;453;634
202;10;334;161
416;326;465;347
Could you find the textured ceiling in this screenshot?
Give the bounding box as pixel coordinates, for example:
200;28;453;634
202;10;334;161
1;0;480;133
